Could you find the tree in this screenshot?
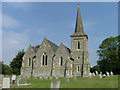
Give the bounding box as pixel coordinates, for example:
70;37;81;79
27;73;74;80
10;49;25;75
1;62;11;75
97;36;120;74
90;65;100;73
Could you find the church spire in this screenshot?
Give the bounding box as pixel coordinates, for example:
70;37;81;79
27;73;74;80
75;4;85;34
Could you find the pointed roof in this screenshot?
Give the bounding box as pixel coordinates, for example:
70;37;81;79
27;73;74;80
44;37;59;52
75;4;84;34
70;4;88;39
60;43;71;54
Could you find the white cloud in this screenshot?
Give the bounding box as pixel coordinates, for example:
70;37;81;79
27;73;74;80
2;30;30;65
2;14;21;28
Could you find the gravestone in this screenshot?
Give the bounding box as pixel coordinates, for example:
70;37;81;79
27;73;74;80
110;71;113;76
99;74;102;78
22;76;27;83
27;76;30;78
50;80;60;89
92;72;96;76
95;71;98;75
49;76;53;80
56;77;59;80
106;72;110;76
102;74;106;78
65;77;69;83
44;77;48;80
12;75;16;85
2;78;10;88
89;72;92;78
39;76;43;79
73;76;77;81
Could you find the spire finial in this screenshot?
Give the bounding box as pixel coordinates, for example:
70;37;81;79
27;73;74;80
78;4;79;7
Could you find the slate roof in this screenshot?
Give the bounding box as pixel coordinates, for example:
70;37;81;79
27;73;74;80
32;47;38;53
46;39;59;52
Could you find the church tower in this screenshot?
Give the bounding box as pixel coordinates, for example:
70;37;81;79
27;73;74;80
70;4;90;77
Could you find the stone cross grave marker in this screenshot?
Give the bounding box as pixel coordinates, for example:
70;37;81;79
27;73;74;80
50;80;60;89
73;76;77;81
2;78;10;88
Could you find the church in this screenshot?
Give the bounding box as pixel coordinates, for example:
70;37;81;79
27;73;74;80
20;5;90;77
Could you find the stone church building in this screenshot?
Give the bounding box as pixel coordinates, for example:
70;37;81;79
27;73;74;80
21;5;90;77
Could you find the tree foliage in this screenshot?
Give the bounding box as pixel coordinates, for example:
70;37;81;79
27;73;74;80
90;65;100;73
10;49;25;75
1;62;11;75
97;36;120;74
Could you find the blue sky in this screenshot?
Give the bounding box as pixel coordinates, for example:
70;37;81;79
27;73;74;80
2;2;118;66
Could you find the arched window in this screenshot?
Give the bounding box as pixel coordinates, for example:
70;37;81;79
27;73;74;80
45;55;47;65
42;55;44;65
77;66;79;72
61;57;63;66
42;53;48;66
28;58;31;66
78;41;80;49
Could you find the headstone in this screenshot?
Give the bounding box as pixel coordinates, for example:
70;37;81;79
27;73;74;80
92;72;96;76
44;77;48;80
99;74;102;78
50;80;60;89
27;76;30;78
102;74;106;78
39;76;43;79
89;72;92;78
2;78;10;88
56;77;59;80
110;71;113;76
49;76;53;80
12;75;16;85
22;76;26;83
106;72;110;76
73;76;77;81
95;71;98;75
12;75;16;81
65;77;69;83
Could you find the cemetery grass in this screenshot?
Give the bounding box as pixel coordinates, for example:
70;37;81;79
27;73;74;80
11;75;118;88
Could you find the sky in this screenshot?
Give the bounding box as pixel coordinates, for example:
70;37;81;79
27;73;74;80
1;2;118;66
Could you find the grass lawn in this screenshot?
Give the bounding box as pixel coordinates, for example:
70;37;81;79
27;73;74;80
11;75;119;88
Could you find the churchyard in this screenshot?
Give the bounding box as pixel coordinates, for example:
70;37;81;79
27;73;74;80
8;74;118;88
